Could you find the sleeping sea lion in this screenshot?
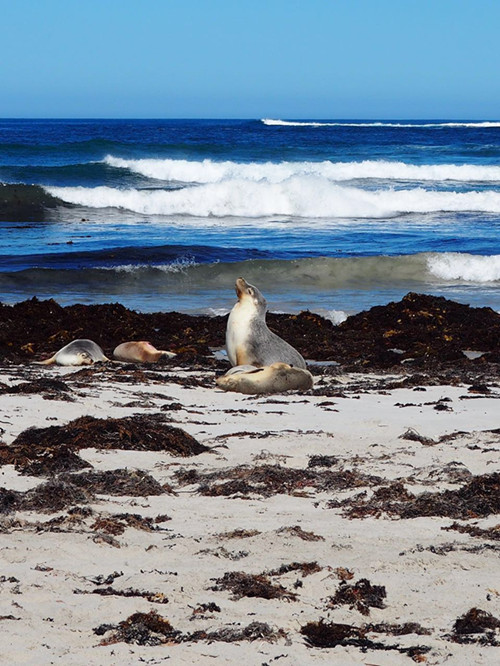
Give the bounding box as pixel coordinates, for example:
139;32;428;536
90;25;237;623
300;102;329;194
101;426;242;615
34;339;109;366
226;277;307;369
216;362;313;395
113;341;176;363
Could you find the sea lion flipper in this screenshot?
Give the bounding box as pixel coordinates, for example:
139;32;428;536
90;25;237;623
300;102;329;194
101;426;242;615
33;356;56;365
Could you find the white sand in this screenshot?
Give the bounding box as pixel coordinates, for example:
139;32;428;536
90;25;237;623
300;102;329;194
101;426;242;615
0;363;499;665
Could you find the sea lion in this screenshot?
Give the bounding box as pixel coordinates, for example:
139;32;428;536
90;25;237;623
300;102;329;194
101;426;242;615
34;339;109;366
216;362;313;395
226;277;307;369
113;341;176;363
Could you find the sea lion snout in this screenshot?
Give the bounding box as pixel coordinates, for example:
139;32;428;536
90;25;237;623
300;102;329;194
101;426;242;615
234;277;266;310
235;277;249;299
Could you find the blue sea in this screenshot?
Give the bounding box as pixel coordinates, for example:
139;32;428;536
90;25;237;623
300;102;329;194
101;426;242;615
1;117;500;320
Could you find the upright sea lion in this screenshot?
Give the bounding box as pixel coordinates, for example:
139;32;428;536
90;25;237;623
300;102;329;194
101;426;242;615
226;277;307;369
35;339;109;366
113;341;176;363
216;362;313;395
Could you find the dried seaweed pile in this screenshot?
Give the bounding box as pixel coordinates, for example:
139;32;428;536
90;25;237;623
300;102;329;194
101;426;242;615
300;619;431;658
93;611;285;646
175;463;381;498
1;292;499;370
448;607;500;645
326;578;387;615
1;470;168;514
342;473;500;520
0;413;208;477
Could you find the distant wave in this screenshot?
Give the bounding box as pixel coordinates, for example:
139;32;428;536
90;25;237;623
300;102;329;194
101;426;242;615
104;155;500;184
262;118;500;128
45;181;500;219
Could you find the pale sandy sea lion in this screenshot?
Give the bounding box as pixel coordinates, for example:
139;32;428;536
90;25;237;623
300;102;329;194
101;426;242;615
34;339;109;366
216;362;313;395
113;341;176;363
226;277;307;369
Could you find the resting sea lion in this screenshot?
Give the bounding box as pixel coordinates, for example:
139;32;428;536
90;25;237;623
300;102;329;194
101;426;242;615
226;277;307;369
113;341;176;363
35;339;109;366
216;362;313;395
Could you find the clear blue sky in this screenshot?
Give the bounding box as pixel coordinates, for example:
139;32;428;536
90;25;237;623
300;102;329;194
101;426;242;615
1;0;499;119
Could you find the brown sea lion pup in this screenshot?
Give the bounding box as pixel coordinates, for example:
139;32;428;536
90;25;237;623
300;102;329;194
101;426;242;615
226;277;307;369
34;339;109;366
216;362;313;395
113;341;176;363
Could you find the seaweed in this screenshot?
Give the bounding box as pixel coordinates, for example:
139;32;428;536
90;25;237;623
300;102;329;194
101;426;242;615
326;578;387;615
267;561;322;577
447;608;500;646
0;378;73;400
2;293;500;373
75;586;168;604
175;463;381;498
300;619;431;658
94;612;285;645
210;571;297;601
188;621;286;643
276;525;325;541
443;522;500;541
0;413;208;476
58;469;165;497
94;610;180;646
344;473;500;520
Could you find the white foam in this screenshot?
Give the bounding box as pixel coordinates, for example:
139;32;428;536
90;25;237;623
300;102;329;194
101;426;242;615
323;309;349;324
104;155;500;184
102;258;197;273
262;118;500;128
46;180;500;220
427;253;500;282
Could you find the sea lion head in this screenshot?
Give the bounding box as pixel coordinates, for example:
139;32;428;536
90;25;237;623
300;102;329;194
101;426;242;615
76;351;93;365
235;277;267;314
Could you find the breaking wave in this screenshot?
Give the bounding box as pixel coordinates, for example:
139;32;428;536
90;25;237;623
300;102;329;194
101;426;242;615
104;155;500;184
427;253;500;282
45;181;500;219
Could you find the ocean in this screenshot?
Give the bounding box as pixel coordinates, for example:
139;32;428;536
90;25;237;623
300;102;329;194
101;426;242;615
1;117;500;320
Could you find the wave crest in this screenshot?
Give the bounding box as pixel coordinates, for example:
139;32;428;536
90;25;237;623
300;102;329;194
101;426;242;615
45;181;500;219
427;253;500;282
262;118;500;128
104;155;500;184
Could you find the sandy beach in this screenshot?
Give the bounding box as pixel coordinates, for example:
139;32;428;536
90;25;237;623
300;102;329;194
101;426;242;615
1;343;499;664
